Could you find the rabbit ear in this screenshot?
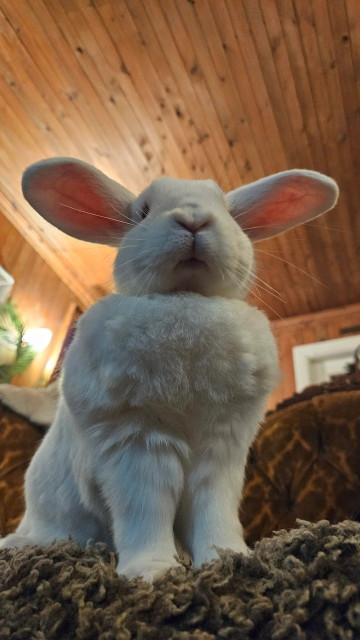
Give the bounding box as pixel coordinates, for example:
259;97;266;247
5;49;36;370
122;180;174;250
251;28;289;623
22;158;136;245
226;170;339;242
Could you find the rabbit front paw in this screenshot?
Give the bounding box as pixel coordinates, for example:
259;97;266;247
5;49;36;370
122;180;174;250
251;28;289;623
0;533;36;549
195;536;251;567
117;552;180;583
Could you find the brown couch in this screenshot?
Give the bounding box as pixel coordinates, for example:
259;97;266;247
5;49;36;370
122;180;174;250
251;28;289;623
0;402;43;536
241;387;360;544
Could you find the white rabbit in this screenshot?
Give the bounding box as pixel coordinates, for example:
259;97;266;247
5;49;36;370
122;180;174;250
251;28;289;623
0;159;338;582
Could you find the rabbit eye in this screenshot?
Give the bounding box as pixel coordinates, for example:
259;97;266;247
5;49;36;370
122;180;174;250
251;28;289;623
141;204;149;219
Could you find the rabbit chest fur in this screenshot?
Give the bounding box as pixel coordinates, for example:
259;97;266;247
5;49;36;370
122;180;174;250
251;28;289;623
64;293;277;436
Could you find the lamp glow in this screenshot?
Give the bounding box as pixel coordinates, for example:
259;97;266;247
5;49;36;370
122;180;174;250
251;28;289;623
23;328;53;352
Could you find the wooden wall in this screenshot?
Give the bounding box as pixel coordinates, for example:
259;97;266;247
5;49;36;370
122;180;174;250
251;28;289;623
267;302;360;411
0;211;80;387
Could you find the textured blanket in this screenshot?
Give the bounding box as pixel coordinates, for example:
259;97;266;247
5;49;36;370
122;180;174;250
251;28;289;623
1;519;360;639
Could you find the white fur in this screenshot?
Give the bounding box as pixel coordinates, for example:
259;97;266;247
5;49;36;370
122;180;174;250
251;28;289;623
0;381;59;426
0;162;338;582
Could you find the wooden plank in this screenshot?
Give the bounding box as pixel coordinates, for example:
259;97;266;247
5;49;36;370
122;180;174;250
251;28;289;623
12;0;149;185
193;0;266;178
272;0;327;169
210;0;289;173
239;0;310;167
270;301;360;330
144;0;234;190
125;0;220;181
160;0;242;190
53;0;167;182
78;0;192;181
0;76;52;162
299;0;359;271
123;0;211;178
346;0;360;112
319;1;360;241
0;4;88;158
174;0;263;184
327;0;360;177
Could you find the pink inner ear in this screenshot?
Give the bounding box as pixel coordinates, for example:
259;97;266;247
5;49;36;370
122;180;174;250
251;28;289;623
48;178;121;232
242;177;332;240
28;163;124;242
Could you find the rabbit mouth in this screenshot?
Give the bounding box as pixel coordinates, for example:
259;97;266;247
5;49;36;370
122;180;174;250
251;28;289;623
177;258;207;269
176;240;208;269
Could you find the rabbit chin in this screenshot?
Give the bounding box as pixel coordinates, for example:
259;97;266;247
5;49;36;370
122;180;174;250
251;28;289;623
114;260;253;299
167;263;250;298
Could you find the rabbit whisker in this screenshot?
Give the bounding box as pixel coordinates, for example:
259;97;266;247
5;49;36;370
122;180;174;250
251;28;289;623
303;222;347;233
234;266;287;302
122;263;152;295
56;202;129;224
119;250;150;268
244;274;287;303
219;264;226;283
110;203;150;231
57;201;149;234
247;286;283;319
140;269;158;297
144;270;157;296
232;207;252;220
227;268;283;319
118;244;142;250
251;280;287;303
254;248;331;290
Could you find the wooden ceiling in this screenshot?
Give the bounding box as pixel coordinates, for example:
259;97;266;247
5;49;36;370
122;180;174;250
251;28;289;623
0;0;359;319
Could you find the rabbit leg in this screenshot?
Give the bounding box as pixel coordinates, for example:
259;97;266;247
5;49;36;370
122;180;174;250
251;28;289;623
98;436;185;582
0;410;112;551
0;504;111;551
175;450;250;568
0;533;38;549
0;480;110;552
0;470;112;551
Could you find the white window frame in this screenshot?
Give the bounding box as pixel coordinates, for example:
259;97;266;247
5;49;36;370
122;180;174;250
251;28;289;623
292;334;360;393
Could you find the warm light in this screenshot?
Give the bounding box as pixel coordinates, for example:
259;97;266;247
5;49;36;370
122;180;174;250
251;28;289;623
44;355;57;379
23;328;53;352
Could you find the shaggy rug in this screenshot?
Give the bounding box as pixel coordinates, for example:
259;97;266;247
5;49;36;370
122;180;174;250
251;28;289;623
1;520;360;640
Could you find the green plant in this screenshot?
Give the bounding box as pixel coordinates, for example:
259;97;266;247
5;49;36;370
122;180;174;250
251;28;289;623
0;300;36;383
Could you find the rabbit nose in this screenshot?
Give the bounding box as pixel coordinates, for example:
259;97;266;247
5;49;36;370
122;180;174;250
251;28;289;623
174;215;212;233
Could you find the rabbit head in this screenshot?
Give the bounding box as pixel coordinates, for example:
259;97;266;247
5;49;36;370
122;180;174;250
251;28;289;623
22;158;338;299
